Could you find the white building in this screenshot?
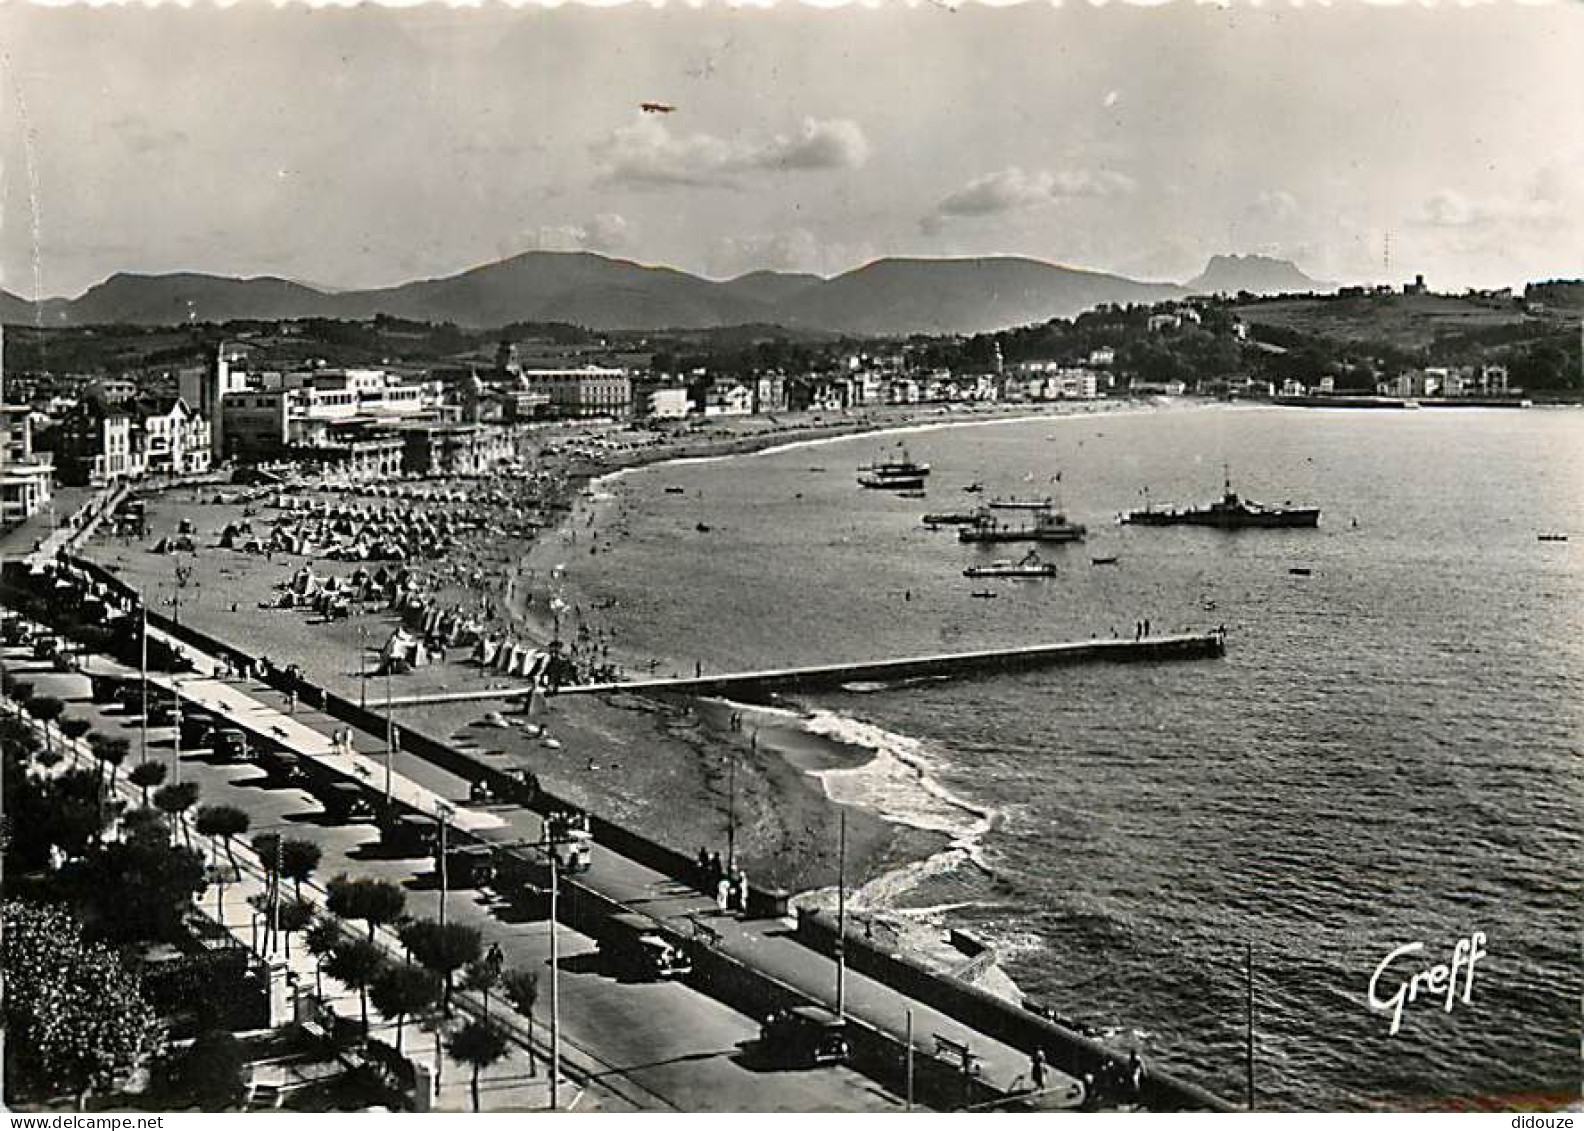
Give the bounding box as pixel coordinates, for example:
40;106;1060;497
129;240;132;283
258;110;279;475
647;386;691;420
523;366;632;419
702;384;753;417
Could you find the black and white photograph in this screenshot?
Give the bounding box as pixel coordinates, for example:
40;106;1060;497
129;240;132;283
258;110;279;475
0;0;1579;1117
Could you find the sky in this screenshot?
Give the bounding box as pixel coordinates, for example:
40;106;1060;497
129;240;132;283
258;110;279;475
1;2;1581;299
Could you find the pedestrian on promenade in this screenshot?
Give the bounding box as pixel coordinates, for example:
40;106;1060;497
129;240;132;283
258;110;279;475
696;847;710;890
1143;619;1150;637
1126;1050;1147;1102
715;875;731;914
1030;1049;1048;1092
709;851;723;889
736;869;750;914
1074;1073;1099;1111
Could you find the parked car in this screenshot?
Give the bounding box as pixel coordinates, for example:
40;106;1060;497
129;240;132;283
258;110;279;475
599;913;693;981
212;727;250;763
381;812;439;857
759;1006;851;1068
322;781;376;823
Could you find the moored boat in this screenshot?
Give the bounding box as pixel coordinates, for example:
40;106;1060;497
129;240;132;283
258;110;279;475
959;508;1086;544
963;550;1058;578
923;512;982;526
857;443;931;490
989;495;1055;510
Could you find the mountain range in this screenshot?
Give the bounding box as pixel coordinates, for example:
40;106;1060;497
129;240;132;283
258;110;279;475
0;251;1324;338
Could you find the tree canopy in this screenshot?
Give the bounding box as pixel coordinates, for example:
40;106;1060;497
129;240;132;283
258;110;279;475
2;901;160;1107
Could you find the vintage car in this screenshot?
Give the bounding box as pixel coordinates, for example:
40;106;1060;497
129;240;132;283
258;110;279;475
599;913;693;981
212;727;251;764
436;843;496;889
322;781;377;823
759;1006;851;1068
381;812;440;857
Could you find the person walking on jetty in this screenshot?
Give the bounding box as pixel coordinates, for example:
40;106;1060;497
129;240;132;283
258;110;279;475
1030;1049;1048;1093
735;868;750;914
715;874;731;914
696;847;711;890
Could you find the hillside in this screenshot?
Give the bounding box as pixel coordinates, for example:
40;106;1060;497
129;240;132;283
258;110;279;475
1;251;1189;337
1233;293;1546;350
1188;254;1327;296
779;257;1185;336
320;251;770;330
720;270;824;308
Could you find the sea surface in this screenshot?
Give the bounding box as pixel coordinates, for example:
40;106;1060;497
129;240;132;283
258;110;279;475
564;404;1582;1110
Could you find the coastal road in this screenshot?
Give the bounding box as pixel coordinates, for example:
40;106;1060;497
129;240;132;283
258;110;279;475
5;647;904;1113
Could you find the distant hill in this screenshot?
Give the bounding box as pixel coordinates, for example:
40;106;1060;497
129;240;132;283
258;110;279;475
720;270;824;308
319;252;768;330
778;257;1185;336
71;272;333;326
1188;254;1329;297
4;250;1187;337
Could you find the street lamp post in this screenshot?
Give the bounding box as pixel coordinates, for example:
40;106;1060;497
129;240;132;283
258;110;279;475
836;809;848;1019
171;675;182;785
384;661;394;811
726;743;739;872
138;591;149;766
547;830;563;1112
436;802;452;929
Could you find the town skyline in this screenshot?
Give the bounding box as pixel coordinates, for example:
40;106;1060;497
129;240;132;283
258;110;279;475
3;3;1582;300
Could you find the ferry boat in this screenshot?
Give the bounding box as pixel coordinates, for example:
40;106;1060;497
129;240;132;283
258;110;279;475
857;444;931;491
963;550;1058;578
1121;472;1320;529
959;508;1086;544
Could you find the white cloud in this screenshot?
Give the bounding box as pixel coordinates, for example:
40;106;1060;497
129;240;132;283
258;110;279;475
923;166;1136;232
527;213;634;254
593;116;870;188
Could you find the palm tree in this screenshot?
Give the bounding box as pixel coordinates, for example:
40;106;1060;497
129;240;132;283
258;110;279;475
403;919;482;1012
328;874;407;941
325;938;385;1036
304;916;341;997
447;1018;509;1112
128;761;167;807
25;696;64;754
60;716;92;750
280;838;321;899
501;968;540;1075
463;958;503;1020
152;781;200;845
276;897;316;959
91;735;131;791
369;964;440;1054
193;804;250;880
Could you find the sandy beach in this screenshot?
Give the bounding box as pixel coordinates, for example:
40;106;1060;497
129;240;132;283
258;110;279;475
82;398;1162;918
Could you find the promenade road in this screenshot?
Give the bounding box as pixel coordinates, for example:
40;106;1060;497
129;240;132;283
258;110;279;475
7;648;902;1113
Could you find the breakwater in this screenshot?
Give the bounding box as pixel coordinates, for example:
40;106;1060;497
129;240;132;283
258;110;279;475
384;632;1229;708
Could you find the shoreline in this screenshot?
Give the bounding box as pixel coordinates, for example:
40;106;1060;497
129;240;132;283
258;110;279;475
86;397;1189;1001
